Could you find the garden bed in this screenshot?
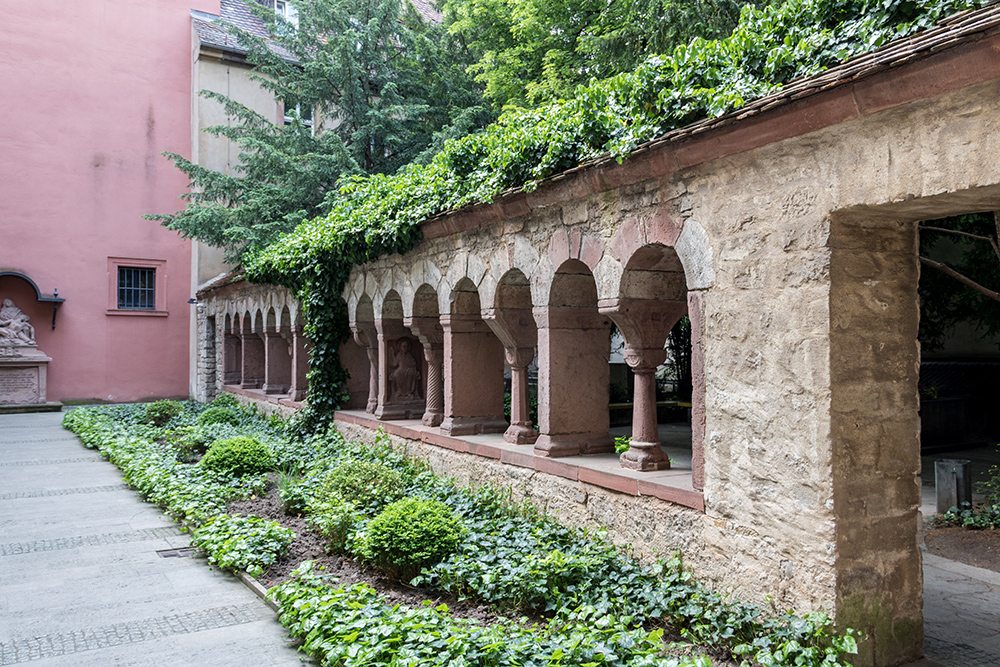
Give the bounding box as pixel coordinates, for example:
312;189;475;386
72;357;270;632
63;400;858;667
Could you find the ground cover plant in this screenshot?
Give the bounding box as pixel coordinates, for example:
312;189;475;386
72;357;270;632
64;401;859;667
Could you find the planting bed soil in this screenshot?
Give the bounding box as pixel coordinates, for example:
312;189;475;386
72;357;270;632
924;524;1000;574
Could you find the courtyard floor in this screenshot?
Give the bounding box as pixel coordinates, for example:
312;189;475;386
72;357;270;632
0;409;996;666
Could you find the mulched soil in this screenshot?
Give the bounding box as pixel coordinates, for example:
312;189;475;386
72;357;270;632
227;481;737;666
924;523;1000;573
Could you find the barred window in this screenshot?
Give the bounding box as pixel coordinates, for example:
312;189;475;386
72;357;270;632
117;267;156;310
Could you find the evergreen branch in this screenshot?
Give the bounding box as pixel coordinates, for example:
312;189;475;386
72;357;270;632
920;256;1000;303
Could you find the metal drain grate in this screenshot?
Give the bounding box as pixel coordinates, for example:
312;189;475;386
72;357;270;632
156;547;197;558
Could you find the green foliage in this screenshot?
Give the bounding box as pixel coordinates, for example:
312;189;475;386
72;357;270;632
143;400;184;427
192;514;295;578
66;404;858;666
443;0;754;108
247;0;986;423
614;435;632;454
317;457;406;512
360;498;465;580
199;436;274;477
307;495;363;553
150;0;487;262
197;406;241;427
918;212;1000;352
211;392;241;409
271;562;701;667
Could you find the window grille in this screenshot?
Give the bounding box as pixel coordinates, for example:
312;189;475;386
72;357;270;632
117;267;156;310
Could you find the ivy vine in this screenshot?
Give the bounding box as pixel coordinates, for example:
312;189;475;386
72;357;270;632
244;0;988;424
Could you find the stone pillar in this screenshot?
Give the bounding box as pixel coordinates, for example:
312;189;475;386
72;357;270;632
440;313;507;436
374;318;425;420
240;318;265;389
504;347;537;444
223;331;242;385
533;307;612;457
406;316;445;428
621;348;671;470
688;291;706;490
351;321;378;413
830;215;923;667
289;326;310;402
602;298;686;471
262;325;291;395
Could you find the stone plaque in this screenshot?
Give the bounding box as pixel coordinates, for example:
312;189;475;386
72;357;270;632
0;367;41;404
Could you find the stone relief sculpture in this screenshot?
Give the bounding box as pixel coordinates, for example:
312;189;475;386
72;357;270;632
389;338;421;401
0;299;36;346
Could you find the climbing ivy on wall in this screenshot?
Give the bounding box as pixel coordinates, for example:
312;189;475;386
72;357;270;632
245;0;989;425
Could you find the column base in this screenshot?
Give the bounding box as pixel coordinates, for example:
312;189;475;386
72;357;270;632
263;383;289;395
240;378;262;390
534;432;613;457
503;422;538;445
619;442;671;471
289;389;307;402
375;400;425;420
365;400;378;414
422;410;444;427
440;415;508;436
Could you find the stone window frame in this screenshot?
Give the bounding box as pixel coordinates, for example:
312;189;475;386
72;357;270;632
105;257;168;317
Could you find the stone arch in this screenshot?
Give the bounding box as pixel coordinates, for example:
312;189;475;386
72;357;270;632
534;259;613;457
404;283;445;427
601;244;691;471
374;290;424;420
240;309;265;389
484;269;538;444
222;312;242;385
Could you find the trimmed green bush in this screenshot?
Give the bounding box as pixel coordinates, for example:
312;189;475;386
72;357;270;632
317;458;405;512
143;400;183;427
211;392;240;409
361;498;465;581
197;406;240;427
199;436;273;477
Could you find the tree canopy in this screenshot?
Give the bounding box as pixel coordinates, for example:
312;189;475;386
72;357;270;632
148;0;487;262
441;0;759;108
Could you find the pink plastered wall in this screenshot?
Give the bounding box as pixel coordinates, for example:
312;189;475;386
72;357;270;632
0;0;220;402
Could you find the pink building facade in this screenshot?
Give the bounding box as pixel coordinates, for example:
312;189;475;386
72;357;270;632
0;0;223;402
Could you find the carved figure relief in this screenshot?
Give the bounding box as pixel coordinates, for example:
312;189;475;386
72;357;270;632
389;338;421;401
0;299;36;346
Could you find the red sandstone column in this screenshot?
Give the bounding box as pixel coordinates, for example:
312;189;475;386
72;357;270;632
405;316;445;428
262;325;291;394
688;291;706;490
351;321;378;414
621;348;671;471
533;307;613;456
504;347;537;444
288;326;310;402
484;309;538;445
602;298;687;470
440;313;507;436
240;322;265;389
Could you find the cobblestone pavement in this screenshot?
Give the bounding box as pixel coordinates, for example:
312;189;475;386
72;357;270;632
0;410;308;666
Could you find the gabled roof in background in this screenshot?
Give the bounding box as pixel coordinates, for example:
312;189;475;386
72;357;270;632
193;0;441;57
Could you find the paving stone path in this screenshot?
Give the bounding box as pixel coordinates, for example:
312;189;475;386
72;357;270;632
0;411;308;666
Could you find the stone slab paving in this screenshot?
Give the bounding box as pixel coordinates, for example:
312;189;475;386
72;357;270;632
0;411;309;666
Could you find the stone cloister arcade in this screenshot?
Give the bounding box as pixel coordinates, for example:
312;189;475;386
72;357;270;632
197;9;1000;666
344;220;710;481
